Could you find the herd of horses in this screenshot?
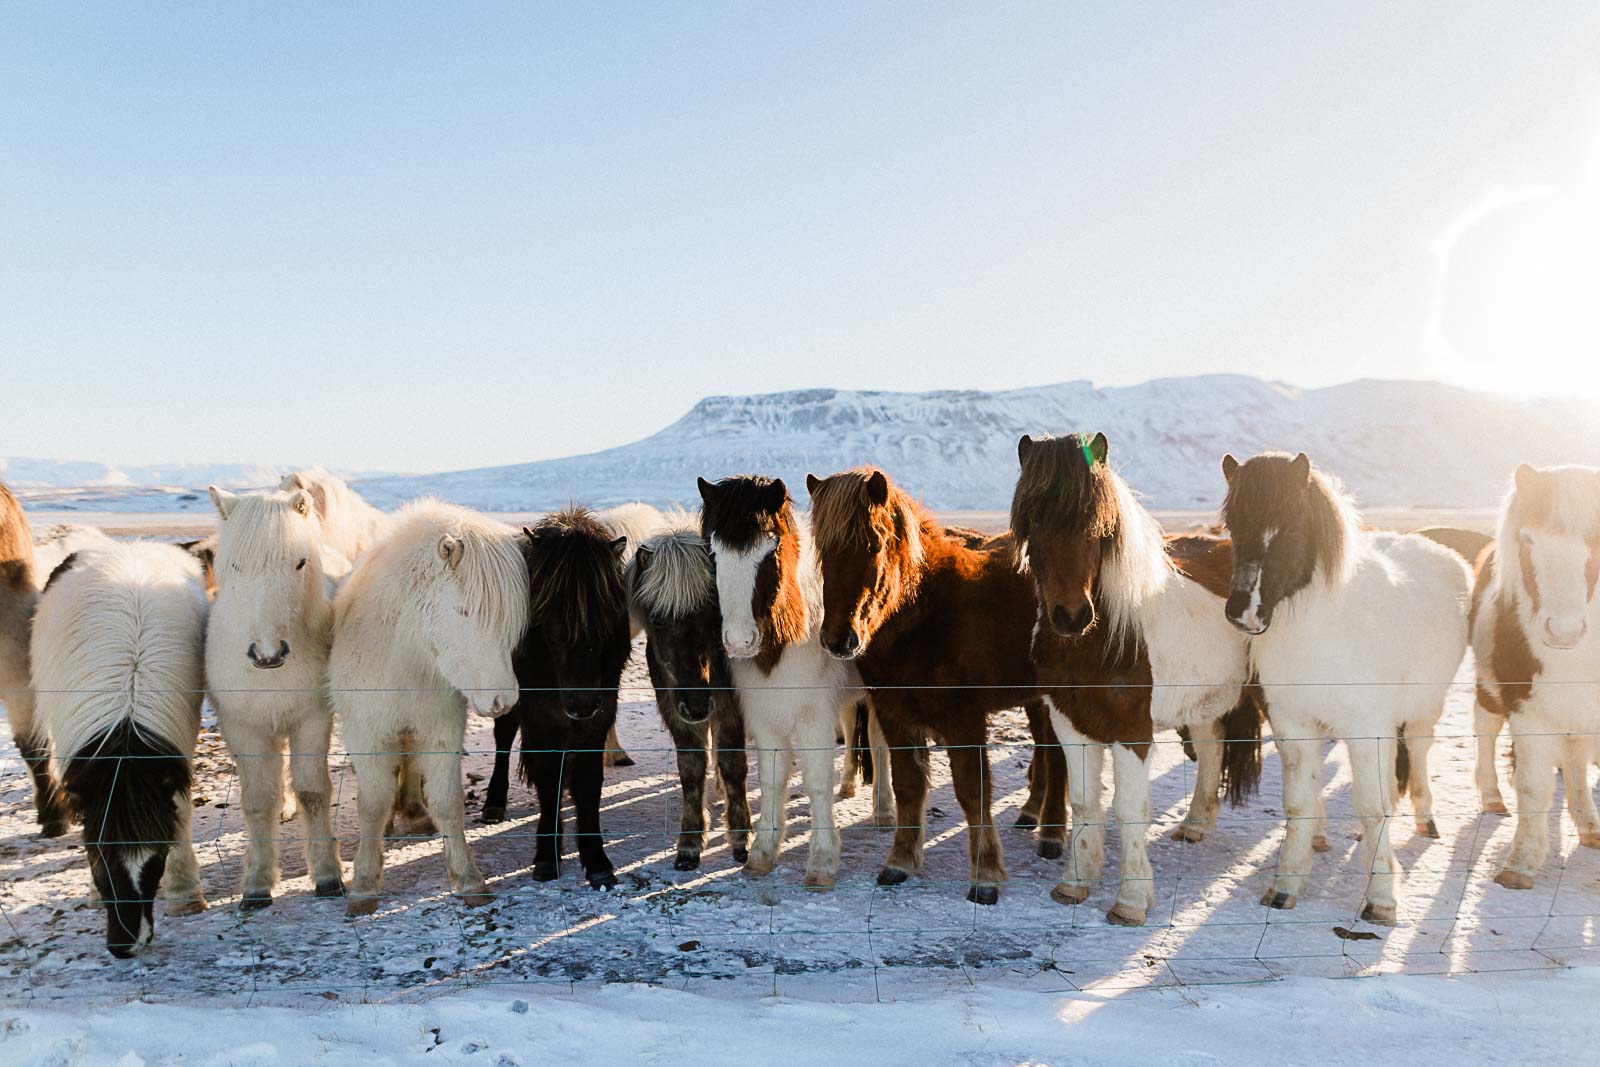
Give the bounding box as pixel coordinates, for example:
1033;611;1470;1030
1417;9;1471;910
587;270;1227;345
1;440;1598;958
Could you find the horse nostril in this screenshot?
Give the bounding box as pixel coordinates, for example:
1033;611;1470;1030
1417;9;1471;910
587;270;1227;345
843;631;860;654
276;640;290;661
1050;604;1071;632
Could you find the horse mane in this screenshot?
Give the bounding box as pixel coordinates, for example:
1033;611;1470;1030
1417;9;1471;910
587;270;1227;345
1223;453;1358;588
0;480;35;594
525;506;629;643
699;476;788;551
810;466;927;571
627;512;714;620
213;490;325;574
1494;464;1600;612
1011;435;1171;652
594;502;668;567
279;468;387;562
362;497;529;643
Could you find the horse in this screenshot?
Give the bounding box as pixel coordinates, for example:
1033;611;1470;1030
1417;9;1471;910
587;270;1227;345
278;468;387;571
626;514;752;870
699;475;865;889
205;486;345;907
1219;451;1471;923
1;479;70;836
1471;464;1600;889
31;543;209;956
805;466;1054;904
480;502;666;820
497;508;635;888
1010;433;1259;925
330;499;529;915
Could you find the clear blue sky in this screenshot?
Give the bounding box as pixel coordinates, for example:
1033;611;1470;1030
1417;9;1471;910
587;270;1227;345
3;4;1597;472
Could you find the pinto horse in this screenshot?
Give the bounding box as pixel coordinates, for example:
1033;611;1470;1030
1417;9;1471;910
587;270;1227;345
1471;464;1600;889
806;466;1059;904
1219;451;1470;923
1010;433;1260;925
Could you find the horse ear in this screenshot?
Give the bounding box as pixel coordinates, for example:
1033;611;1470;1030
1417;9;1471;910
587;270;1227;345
1089;432;1108;466
697;477;716;506
208;486;238;520
634;544;653;571
865;470;889;506
281;472;306;491
1291;453;1311;484
1017;435;1033;464
437;534;464;569
766;479;789;511
288;490;312;517
1221;454;1239;483
806;473;821;496
611;536;630;559
1515;463;1539;494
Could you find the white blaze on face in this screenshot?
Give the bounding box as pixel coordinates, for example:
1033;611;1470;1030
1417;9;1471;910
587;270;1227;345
1525;530;1594;649
712;534;774;659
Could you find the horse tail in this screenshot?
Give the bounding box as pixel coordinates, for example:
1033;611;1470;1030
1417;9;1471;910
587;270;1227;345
1221;687;1265;807
1395;724;1412;798
62;720;190;855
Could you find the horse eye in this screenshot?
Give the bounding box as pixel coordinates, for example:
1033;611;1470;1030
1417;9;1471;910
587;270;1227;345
457;607;470;618
296;558;307;571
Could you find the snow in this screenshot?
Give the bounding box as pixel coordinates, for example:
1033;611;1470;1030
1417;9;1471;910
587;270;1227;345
13;376;1600;514
6;639;1600;1060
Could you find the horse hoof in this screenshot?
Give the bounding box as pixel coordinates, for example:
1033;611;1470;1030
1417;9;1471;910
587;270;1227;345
1013;813;1039;831
1494;869;1534;890
1261;890;1297;910
479;807;506;825
1419;819;1440;839
240;893;272;911
586;870;617;891
1106;906;1146;927
1174;825;1207;844
1037;840;1064;860
1580;833;1600;850
166;897;207;917
1360;902;1397;926
673;853;702;871
1483;800;1509;816
608;753;635;768
411;817;439;837
804;872;836;892
345;896;379;918
532;864;560;883
1049;883;1090;907
315;880;347;898
458;890;494;907
967;884;1000;906
876;866;910;887
1311;834;1331;853
837;784;857;800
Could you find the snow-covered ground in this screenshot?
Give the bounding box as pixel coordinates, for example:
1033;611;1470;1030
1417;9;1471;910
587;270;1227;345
5;639;1600;1061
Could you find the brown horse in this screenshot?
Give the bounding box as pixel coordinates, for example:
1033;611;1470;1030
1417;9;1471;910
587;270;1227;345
806;466;1057;904
1;480;69;836
1011;433;1261;925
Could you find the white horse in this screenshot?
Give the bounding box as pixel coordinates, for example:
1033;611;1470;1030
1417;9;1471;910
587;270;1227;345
698;476;865;890
206;486;346;907
278;468;387;573
31;523;115;586
330;499;529;915
31;542;209;956
1472;464;1600;889
1220;452;1470;923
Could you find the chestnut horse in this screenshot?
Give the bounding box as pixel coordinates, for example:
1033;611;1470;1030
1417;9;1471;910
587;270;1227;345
807;466;1059;904
1010;433;1261;925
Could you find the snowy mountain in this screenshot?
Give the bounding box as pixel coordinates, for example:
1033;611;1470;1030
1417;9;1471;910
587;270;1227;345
2;458;399;513
355;376;1600;511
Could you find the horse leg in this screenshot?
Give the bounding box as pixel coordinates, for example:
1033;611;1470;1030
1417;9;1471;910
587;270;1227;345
415;738;489;906
865;701;896;831
797;707;841;890
288;712;344;897
745;728;790;877
603;723;633;768
481;712;518;824
529;749;565;881
1498;727;1559;889
1560;736;1600;849
392;747;436;836
877;716;930;885
4;685;70;837
345;747;400;917
235;738;284;909
1475;704;1509;815
837;701;861;800
162;784;208;917
1048;707;1106;907
945;730;1005;905
668;717;711;870
569;747;615;889
1177;716;1223;843
1404;723;1440;838
1017;701;1048;829
1264;733;1319;910
712;700;751;863
1346;735;1401;924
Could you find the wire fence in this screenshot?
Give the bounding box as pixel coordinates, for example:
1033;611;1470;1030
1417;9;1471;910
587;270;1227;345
4;675;1600;1004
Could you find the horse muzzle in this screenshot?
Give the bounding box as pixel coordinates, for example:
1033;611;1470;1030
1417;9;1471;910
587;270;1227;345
247;640;290;669
1048;602;1095;638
